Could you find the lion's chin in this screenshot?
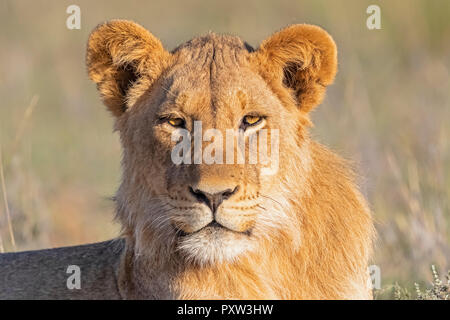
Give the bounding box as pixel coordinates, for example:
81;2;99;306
175;226;254;265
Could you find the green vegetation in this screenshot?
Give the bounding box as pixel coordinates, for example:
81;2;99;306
392;266;450;300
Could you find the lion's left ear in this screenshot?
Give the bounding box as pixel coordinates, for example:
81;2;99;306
252;24;337;113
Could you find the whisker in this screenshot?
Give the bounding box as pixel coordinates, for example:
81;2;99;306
260;194;283;207
257;204;267;211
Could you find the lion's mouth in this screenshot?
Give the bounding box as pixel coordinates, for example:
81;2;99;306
174;221;252;237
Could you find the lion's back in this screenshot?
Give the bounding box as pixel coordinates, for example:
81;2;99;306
0;239;125;299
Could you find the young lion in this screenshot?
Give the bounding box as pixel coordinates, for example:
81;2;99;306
0;20;375;299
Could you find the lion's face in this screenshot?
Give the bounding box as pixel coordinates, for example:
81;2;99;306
121;40;300;264
87;21;337;265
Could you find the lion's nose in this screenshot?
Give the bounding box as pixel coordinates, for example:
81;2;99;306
189;186;238;213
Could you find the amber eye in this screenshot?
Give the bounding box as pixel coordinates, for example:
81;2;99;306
167;118;185;128
242;115;263;128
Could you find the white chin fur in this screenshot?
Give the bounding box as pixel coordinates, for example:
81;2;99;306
176;228;254;265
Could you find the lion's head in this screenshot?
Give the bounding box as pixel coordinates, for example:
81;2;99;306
86;20;337;267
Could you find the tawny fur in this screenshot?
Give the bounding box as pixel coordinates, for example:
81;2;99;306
86;20;375;299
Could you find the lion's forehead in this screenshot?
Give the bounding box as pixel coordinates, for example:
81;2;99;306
155;35;276;124
169;34;255;91
171;33;252;63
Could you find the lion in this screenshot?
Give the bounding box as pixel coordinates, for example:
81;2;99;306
0;20;375;299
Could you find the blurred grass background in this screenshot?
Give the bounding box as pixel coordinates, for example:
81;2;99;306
0;0;449;298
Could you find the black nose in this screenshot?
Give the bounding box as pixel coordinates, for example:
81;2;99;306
189;186;238;213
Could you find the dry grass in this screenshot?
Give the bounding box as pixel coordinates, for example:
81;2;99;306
0;145;16;250
391;266;450;300
0;0;448;298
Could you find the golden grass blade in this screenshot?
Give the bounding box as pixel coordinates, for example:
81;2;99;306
8;95;39;164
0;145;16;251
0;227;4;253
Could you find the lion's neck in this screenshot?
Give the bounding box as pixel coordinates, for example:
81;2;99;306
117;236;294;299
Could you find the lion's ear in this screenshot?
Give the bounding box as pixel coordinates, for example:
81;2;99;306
253;24;337;113
86;20;170;117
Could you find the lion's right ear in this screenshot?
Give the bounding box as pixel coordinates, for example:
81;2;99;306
251;24;337;113
86;20;170;117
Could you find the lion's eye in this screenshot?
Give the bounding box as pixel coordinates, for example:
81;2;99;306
167;118;185;128
242;115;263;128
